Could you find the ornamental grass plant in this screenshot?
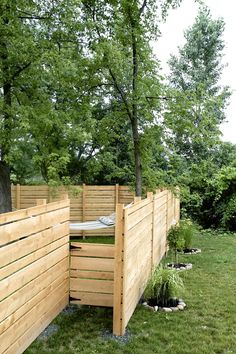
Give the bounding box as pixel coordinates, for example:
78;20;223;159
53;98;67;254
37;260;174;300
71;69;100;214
143;265;184;307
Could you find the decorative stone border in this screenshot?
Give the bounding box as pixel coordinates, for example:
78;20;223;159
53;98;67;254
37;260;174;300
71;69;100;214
142;299;186;312
183;248;201;254
167;263;192;271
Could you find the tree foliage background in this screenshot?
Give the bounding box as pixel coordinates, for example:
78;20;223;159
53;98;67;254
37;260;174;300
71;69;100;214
0;1;235;230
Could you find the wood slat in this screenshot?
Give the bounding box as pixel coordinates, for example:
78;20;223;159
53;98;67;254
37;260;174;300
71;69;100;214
0;235;69;281
70;256;114;272
70;278;113;294
0;207;70;246
0;244;69;302
0;271;69;335
0;199;69;225
0;222;69;270
70;243;115;258
0;257;69;324
70;269;114;280
0;280;68;353
4;294;68;354
70;292;113;307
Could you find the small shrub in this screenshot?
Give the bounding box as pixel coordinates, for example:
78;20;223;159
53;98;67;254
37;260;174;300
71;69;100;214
167;219;198;262
167;222;185;264
143;265;184;307
179;219;198;250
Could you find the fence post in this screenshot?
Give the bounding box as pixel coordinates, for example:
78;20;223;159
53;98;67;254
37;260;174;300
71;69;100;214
147;192;155;268
134;196;141;203
36;199;47;206
113;203;124;336
115;183;119;205
82;183;86;239
16;184;21;209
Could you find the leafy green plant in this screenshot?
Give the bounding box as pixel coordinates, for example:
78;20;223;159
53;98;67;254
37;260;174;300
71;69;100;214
167;219;198;262
143;265;184;307
167;222;185;264
179;219;198;250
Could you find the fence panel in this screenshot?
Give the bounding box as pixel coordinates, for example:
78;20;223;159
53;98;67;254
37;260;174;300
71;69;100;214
152;190;168;266
113;189;179;336
70;243;115;307
0;200;70;354
11;184;134;237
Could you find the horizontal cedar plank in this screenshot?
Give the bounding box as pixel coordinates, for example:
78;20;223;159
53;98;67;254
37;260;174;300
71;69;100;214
0;244;69;302
0;271;69;335
126;213;152;245
0;279;68;353
85;185;115;190
154;191;168;200
70;278;113;294
124;274;149;316
154;203;167;214
84;203;115;215
70;292;113;307
16;186;49;191
126;198;152;216
70;269;114;280
152;247;164;265
154;220;166;230
70;200;82;205
70;243;114;258
0;207;70;246
70;231;83;237
126;203;153;231
125;239;152;273
123;268;150;311
84;211;114;217
154;218;167;228
4;294;68;354
0;222;69;270
154;196;167;206
84;201;114;205
0;199;69;225
85;191;115;195
154;208;167;217
0;235;69;281
124;257;151;295
125;227;152;259
0;257;69;324
70;230;114;237
154;225;167;236
70;257;114;272
154;190;168;197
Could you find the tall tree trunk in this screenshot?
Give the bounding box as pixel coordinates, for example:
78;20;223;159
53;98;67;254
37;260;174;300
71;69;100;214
0;10;13;213
131;17;142;197
131;120;142;196
0;162;12;213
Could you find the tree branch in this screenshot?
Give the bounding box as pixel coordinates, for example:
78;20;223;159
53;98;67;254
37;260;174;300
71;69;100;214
139;0;147;15
12;62;31;81
108;67;133;121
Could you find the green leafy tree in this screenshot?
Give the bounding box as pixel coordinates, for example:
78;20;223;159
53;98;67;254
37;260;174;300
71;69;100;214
80;0;188;196
0;0;92;212
165;7;230;163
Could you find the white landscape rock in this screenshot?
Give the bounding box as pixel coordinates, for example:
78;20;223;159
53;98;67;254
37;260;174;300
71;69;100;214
177;304;184;311
170;307;179;312
162;307;173;313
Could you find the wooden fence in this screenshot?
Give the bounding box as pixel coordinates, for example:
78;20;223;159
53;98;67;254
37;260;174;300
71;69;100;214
0;199;70;354
1;186;179;351
70;243;115;307
113;190;180;335
11;184;134;237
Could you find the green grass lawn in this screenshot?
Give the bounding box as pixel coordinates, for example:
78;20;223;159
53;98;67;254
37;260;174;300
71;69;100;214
25;231;236;354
